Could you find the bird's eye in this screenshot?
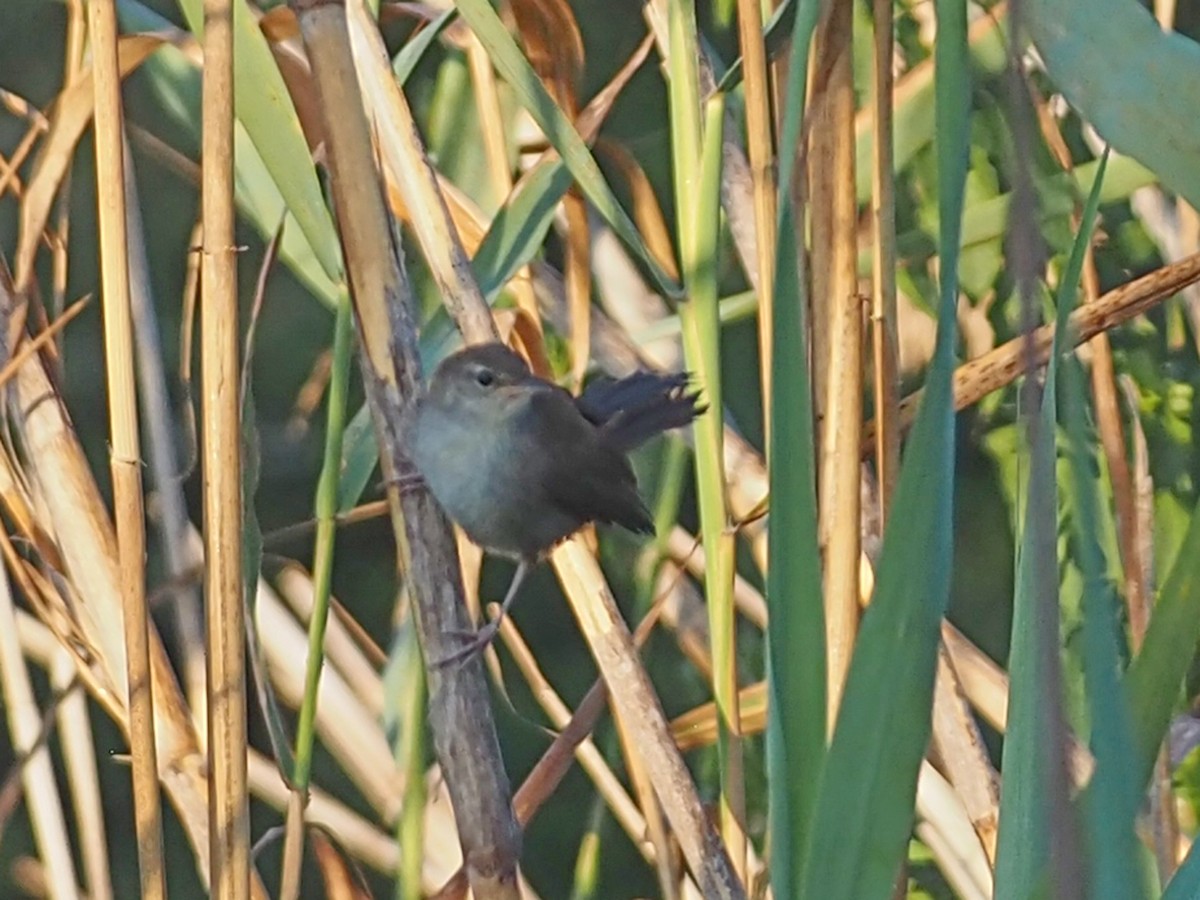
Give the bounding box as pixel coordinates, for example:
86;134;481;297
474;368;496;387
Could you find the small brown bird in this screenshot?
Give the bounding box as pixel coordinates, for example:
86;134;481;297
409;342;701;664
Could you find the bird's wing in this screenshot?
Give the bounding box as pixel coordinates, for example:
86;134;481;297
577;371;701;451
521;387;654;535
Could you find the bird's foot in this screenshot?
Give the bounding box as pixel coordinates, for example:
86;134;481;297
431;619;501;669
382;468;425;495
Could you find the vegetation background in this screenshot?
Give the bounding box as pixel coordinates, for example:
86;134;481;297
1;0;1200;898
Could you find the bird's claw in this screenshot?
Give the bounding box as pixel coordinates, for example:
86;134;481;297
431;620;500;668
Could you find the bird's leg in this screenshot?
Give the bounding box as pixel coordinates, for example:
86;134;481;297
381;466;425;495
433;559;532;668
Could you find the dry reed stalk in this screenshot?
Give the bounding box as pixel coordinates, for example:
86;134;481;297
122;144;206;736
52;0;86;339
870;0;901;517
85;1;164;895
733;0;776;428
437;596;700;897
809;0;863;729
863;251;1200;451
7;326;219;883
198;0;251;895
1;323;217;891
291;3;521;896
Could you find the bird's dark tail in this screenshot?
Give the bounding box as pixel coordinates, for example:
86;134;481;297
577;371;703;452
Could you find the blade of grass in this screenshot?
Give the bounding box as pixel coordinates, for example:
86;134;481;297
995;147;1109;900
392;8;457;84
679;92;743;878
1053;151;1143;899
116;0;342;305
1162;838;1200;900
798;0;969;893
452;0;680;298
665;0;742;878
766;0;823;894
280;297;355;900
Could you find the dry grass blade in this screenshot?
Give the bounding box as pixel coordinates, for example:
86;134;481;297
309;829;373;899
86;1;164;895
50;648;112;900
594;138;680;281
12;613;113;900
255;583;401;819
1121;374;1181;877
15;33;170;290
930;647;1000;864
465;35;545;341
809;0;862;727
915;761;993;900
508;0;590;382
0;567;81;899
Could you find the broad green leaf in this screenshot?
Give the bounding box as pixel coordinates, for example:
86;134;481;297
1027;0;1200;209
451;0;681;298
337;403;381;513
893;155;1156;262
994;382;1060;897
393;8;457;85
175;0;342;283
117;0;342;306
472;160;573;299
798;1;969;895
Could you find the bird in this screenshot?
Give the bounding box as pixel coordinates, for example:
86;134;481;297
408;341;702;665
